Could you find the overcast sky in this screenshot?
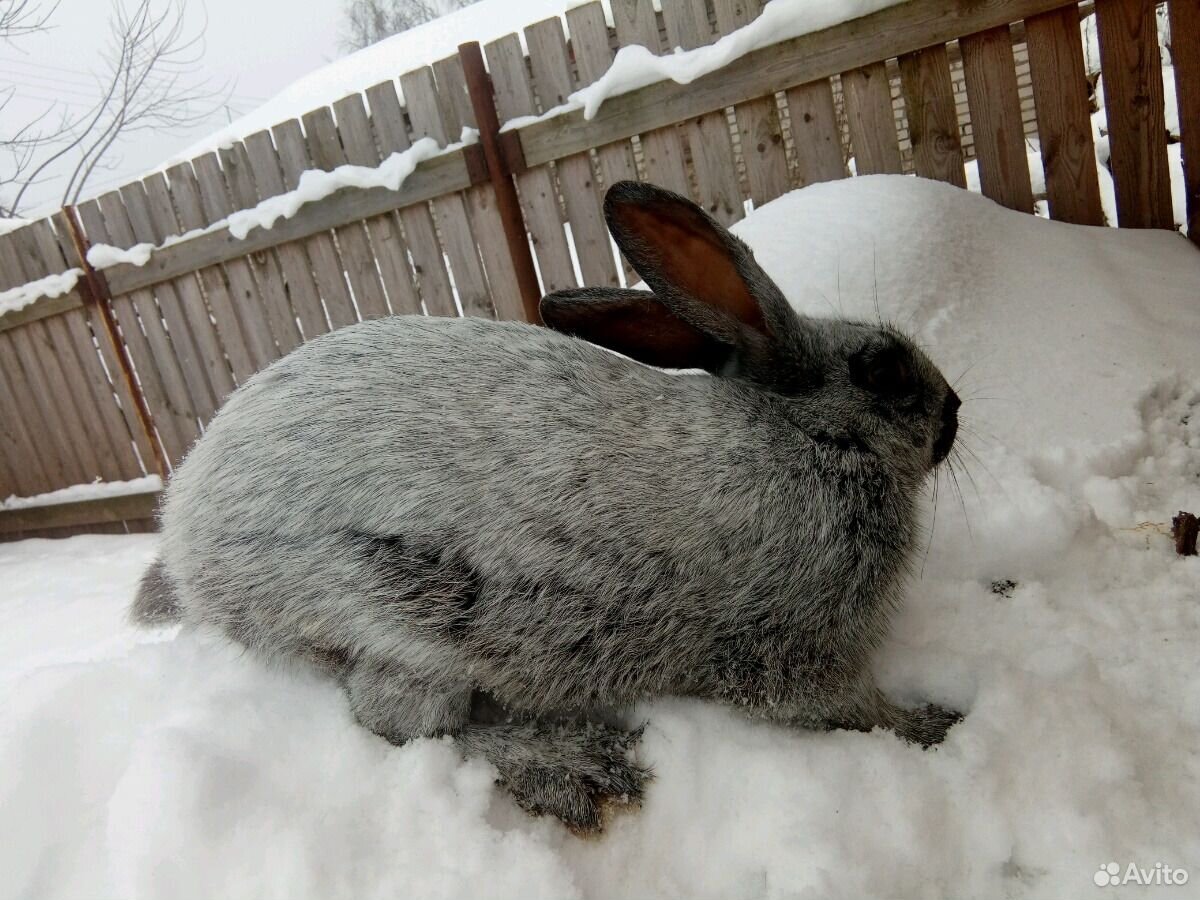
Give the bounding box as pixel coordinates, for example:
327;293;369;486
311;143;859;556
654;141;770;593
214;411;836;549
3;0;345;216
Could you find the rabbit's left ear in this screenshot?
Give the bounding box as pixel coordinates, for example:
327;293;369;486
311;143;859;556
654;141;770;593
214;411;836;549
540;287;732;372
602;181;802;351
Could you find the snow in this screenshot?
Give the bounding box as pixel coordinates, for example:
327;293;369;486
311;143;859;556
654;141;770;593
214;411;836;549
0;269;82;318
66;134;474;282
227;133;473;239
0;216;33;236
3;177;1200;899
86;243;154;270
573;0;901;119
2;475;162;512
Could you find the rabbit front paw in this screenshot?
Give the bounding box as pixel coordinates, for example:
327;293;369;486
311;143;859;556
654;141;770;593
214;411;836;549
471;722;651;832
894;704;963;748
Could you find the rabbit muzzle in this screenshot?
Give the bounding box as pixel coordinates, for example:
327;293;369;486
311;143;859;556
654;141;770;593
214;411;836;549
931;389;961;466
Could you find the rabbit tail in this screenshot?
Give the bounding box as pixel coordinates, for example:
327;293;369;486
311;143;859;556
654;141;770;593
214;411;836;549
129;557;182;626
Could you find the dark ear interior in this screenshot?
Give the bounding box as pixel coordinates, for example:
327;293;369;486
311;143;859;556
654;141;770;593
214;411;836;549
540;288;732;372
604;181;768;338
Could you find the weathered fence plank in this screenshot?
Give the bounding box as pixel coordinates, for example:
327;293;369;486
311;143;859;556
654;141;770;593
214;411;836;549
207;146;306;353
714;0;792;207
140;172;238;406
6;226;108;482
330;94;423;316
785;78;847;186
610;0;692;196
10;221;136;482
485;35;579;293
51;307;144;482
229;145;324;342
0;290;84;333
526;17;621;287
0;328;79;488
241;130;335;340
10;323;96;482
1094;0;1173;228
0;236;103;485
271;119;363;329
1024;6;1104;224
302;108;393;320
78;196;198;464
662;0;745;224
961;26;1036;212
364;80;460;316
0;234;89;488
120;180;222;421
51;209;160;473
0;489;160;536
564;7;639;198
0;348;55;495
563;3;640;283
842;61;904;174
1170;0;1200;243
899;44;968;187
402;66;495;317
194;153;293;358
218;142;308;349
0;411;26;497
165;162;273;379
26;322;109;479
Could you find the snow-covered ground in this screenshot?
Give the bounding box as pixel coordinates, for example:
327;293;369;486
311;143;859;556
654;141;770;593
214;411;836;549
3;177;1199;899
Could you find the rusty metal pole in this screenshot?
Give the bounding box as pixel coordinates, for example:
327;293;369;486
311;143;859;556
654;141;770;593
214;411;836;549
457;41;543;325
61;205;168;480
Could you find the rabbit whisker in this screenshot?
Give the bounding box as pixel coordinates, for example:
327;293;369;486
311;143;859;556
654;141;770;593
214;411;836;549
871;244;883;327
945;457;973;541
921;468;940;577
950;445;984;500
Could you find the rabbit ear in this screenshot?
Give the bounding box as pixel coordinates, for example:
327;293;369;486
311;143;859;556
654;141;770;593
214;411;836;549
540;287;733;372
603;181;797;349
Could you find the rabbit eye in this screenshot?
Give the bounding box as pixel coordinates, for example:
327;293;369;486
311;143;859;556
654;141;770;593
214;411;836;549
850;346;916;398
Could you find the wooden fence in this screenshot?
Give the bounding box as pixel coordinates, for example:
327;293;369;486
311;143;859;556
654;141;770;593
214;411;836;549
0;0;1195;539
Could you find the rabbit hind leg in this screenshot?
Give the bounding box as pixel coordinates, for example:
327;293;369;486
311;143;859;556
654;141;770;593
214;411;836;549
345;656;471;744
345;657;650;830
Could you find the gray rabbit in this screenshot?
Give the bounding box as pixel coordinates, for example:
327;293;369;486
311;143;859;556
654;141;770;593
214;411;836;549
134;181;963;830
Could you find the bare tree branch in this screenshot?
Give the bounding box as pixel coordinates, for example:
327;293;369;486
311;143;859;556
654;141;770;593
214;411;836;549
1;0;228;216
0;0;60;43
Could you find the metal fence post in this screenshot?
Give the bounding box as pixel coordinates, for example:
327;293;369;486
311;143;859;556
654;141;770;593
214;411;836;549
458;41;544;325
61;205;168;480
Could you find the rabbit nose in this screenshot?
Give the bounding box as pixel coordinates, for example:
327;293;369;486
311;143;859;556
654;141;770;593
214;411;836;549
931;391;960;466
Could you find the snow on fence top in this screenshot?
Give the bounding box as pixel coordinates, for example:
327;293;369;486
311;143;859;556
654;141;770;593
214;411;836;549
0;0;1195;536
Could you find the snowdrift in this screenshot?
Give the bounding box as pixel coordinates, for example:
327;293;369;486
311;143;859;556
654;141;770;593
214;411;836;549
2;177;1198;900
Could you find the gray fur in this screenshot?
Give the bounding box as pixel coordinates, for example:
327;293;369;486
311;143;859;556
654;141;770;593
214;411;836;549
144;181;961;830
130;557;182;626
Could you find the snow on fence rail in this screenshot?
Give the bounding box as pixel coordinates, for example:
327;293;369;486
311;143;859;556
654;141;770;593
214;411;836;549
0;0;1195;539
